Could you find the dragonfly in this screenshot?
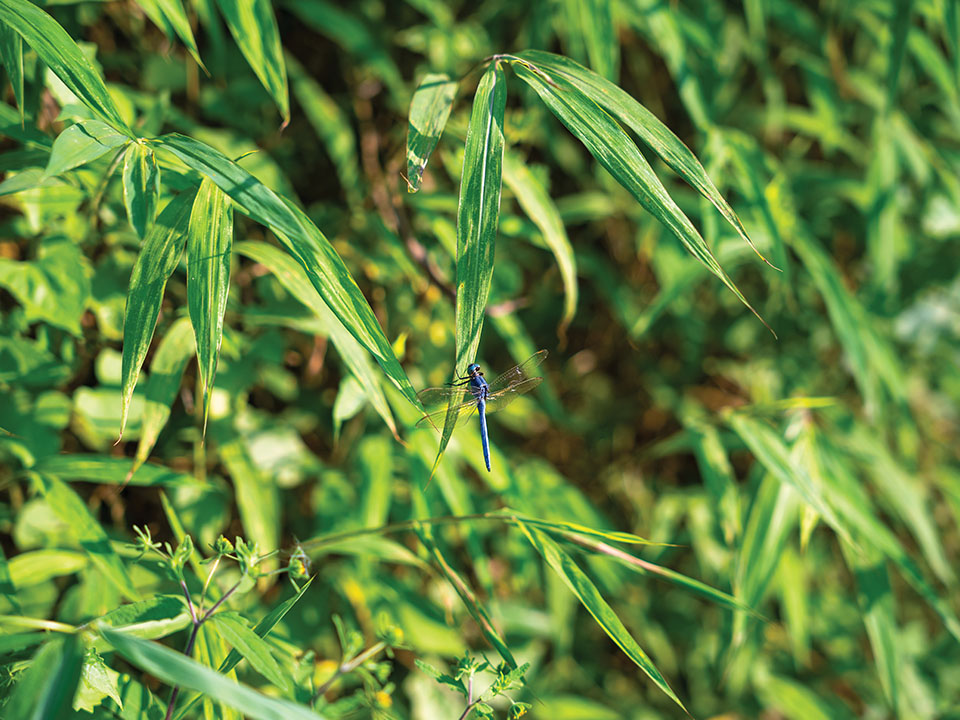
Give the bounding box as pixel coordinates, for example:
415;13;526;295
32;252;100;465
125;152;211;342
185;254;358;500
417;350;548;472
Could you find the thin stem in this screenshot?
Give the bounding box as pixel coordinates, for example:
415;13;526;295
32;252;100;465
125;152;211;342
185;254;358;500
457;674;475;720
312;641;387;701
88;146;126;226
179;579;198;625
163;623;199;720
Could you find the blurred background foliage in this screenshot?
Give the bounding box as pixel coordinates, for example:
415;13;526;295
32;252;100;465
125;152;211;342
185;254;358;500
1;0;960;718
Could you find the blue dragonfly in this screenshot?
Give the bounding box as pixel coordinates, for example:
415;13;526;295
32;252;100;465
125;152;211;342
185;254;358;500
417;350;548;472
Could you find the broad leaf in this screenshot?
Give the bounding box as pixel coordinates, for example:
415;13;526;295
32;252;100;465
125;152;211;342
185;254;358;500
208;611;289;691
43;120;128;179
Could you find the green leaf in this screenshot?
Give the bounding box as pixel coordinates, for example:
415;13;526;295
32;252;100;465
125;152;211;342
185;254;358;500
136;0;205;70
406;72;457;192
122;141;161;239
73;647;123;713
235;241;398;439
0;542;18;610
502;152;578;332
562;0;618;81
208;611;289;691
156;133;420;409
3;635;85;720
517;521;687;713
35;454;198;487
120;190;197;438
186;177;233;433
131;316;196;477
219;434;279;569
91;594;192;649
0;23;24;122
34;473;140;601
7;550;87;588
0;0;130;130
99;626;327;720
214;0;289;123
510;57;770;333
515;50;772;268
431;61;507;475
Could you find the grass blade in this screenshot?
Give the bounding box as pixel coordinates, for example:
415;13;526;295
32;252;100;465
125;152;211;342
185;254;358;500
43;120;129;179
219;434;280;571
235;241;398;439
130;316;195;478
98;626;327;720
33;473;140;601
563;0;618;81
136;0;205;71
517;520;688;714
0;0;130;131
3;635;84;720
406;72;457;192
510;58;771;333
156;133;420;409
186;177;233;433
0;23;24;122
36;455;197;487
122;141;160;239
214;0;289;124
120;190;197;439
502;151;578;333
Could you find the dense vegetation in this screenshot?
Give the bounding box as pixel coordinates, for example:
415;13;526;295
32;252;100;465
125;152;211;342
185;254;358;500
1;0;959;718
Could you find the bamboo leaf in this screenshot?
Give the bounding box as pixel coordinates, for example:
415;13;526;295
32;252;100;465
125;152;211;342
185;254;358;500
406;72;457;192
155;133;420;409
122;141;160;239
43;120;129;179
235;241;398;439
214;0;289;123
130;316;195;478
502;152;578;332
33;473;140;601
517;520;688;713
510;58;771;332
119;190;197;439
0;23;24;122
136;0;205;70
208;611;289;691
186;177;233;433
98;626;327;720
0;0;129;130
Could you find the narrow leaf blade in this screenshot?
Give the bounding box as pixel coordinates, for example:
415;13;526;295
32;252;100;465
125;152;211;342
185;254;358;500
406;72;457;192
122;141;161;239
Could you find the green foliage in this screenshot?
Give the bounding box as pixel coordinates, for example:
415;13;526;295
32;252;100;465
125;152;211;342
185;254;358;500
1;0;959;719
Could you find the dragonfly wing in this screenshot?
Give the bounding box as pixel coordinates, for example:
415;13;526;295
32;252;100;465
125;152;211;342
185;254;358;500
484;377;543;414
488;350;548;392
416;401;478;430
417;386;469;407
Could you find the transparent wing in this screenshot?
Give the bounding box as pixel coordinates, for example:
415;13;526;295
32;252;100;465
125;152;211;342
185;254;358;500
488;349;549;392
415;401;478;431
484;377;543;414
417;385;470;408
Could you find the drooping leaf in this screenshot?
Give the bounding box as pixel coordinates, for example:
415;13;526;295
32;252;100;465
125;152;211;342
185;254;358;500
136;0;205;70
406;72;457;192
0;0;130;130
214;0;289;123
122;141;161;239
43;120;129;179
119;190;197;438
186;177;233;432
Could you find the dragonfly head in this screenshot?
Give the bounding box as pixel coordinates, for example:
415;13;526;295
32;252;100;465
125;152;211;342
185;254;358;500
466;363;482;377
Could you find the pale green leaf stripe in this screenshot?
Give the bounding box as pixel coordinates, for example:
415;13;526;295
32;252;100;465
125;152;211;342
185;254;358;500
33;474;140;601
0;0;129;131
99;627;327;720
235;241;398;439
131;316;195;478
511;61;770;334
215;0;289;122
430;62;506;474
43;120;129;179
187;177;233;432
136;0;205;70
174;577;315;720
120;190;197;438
219;434;280;568
515;50;773;268
35;454;197;487
517;521;688;713
502;152;577;331
406;72;457;192
122;141;160;239
155;133;420;409
208;612;289;691
0;23;24;122
728;413;852;546
3;635;84;720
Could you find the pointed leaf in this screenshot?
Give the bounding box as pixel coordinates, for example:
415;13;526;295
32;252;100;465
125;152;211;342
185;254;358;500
406;72;457;192
43;120;128;179
208;612;289;691
0;0;129;130
0;23;24;122
214;0;289;123
120;190;197;438
122;141;161;239
136;0;205;70
186;177;233;432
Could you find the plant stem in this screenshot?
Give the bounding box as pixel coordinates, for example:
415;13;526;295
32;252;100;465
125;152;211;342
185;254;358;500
312;640;387;701
457;674;475;720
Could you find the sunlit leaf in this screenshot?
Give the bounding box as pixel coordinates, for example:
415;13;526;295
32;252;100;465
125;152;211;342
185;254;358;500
3;635;84;720
136;0;205;70
406;72;457;192
122;141;160;239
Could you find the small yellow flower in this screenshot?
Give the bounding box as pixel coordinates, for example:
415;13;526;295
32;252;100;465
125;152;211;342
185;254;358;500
374;690;393;708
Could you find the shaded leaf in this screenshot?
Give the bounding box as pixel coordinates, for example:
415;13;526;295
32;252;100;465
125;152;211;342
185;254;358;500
406;72;457;192
3;634;85;720
0;23;24;122
136;0;205;70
